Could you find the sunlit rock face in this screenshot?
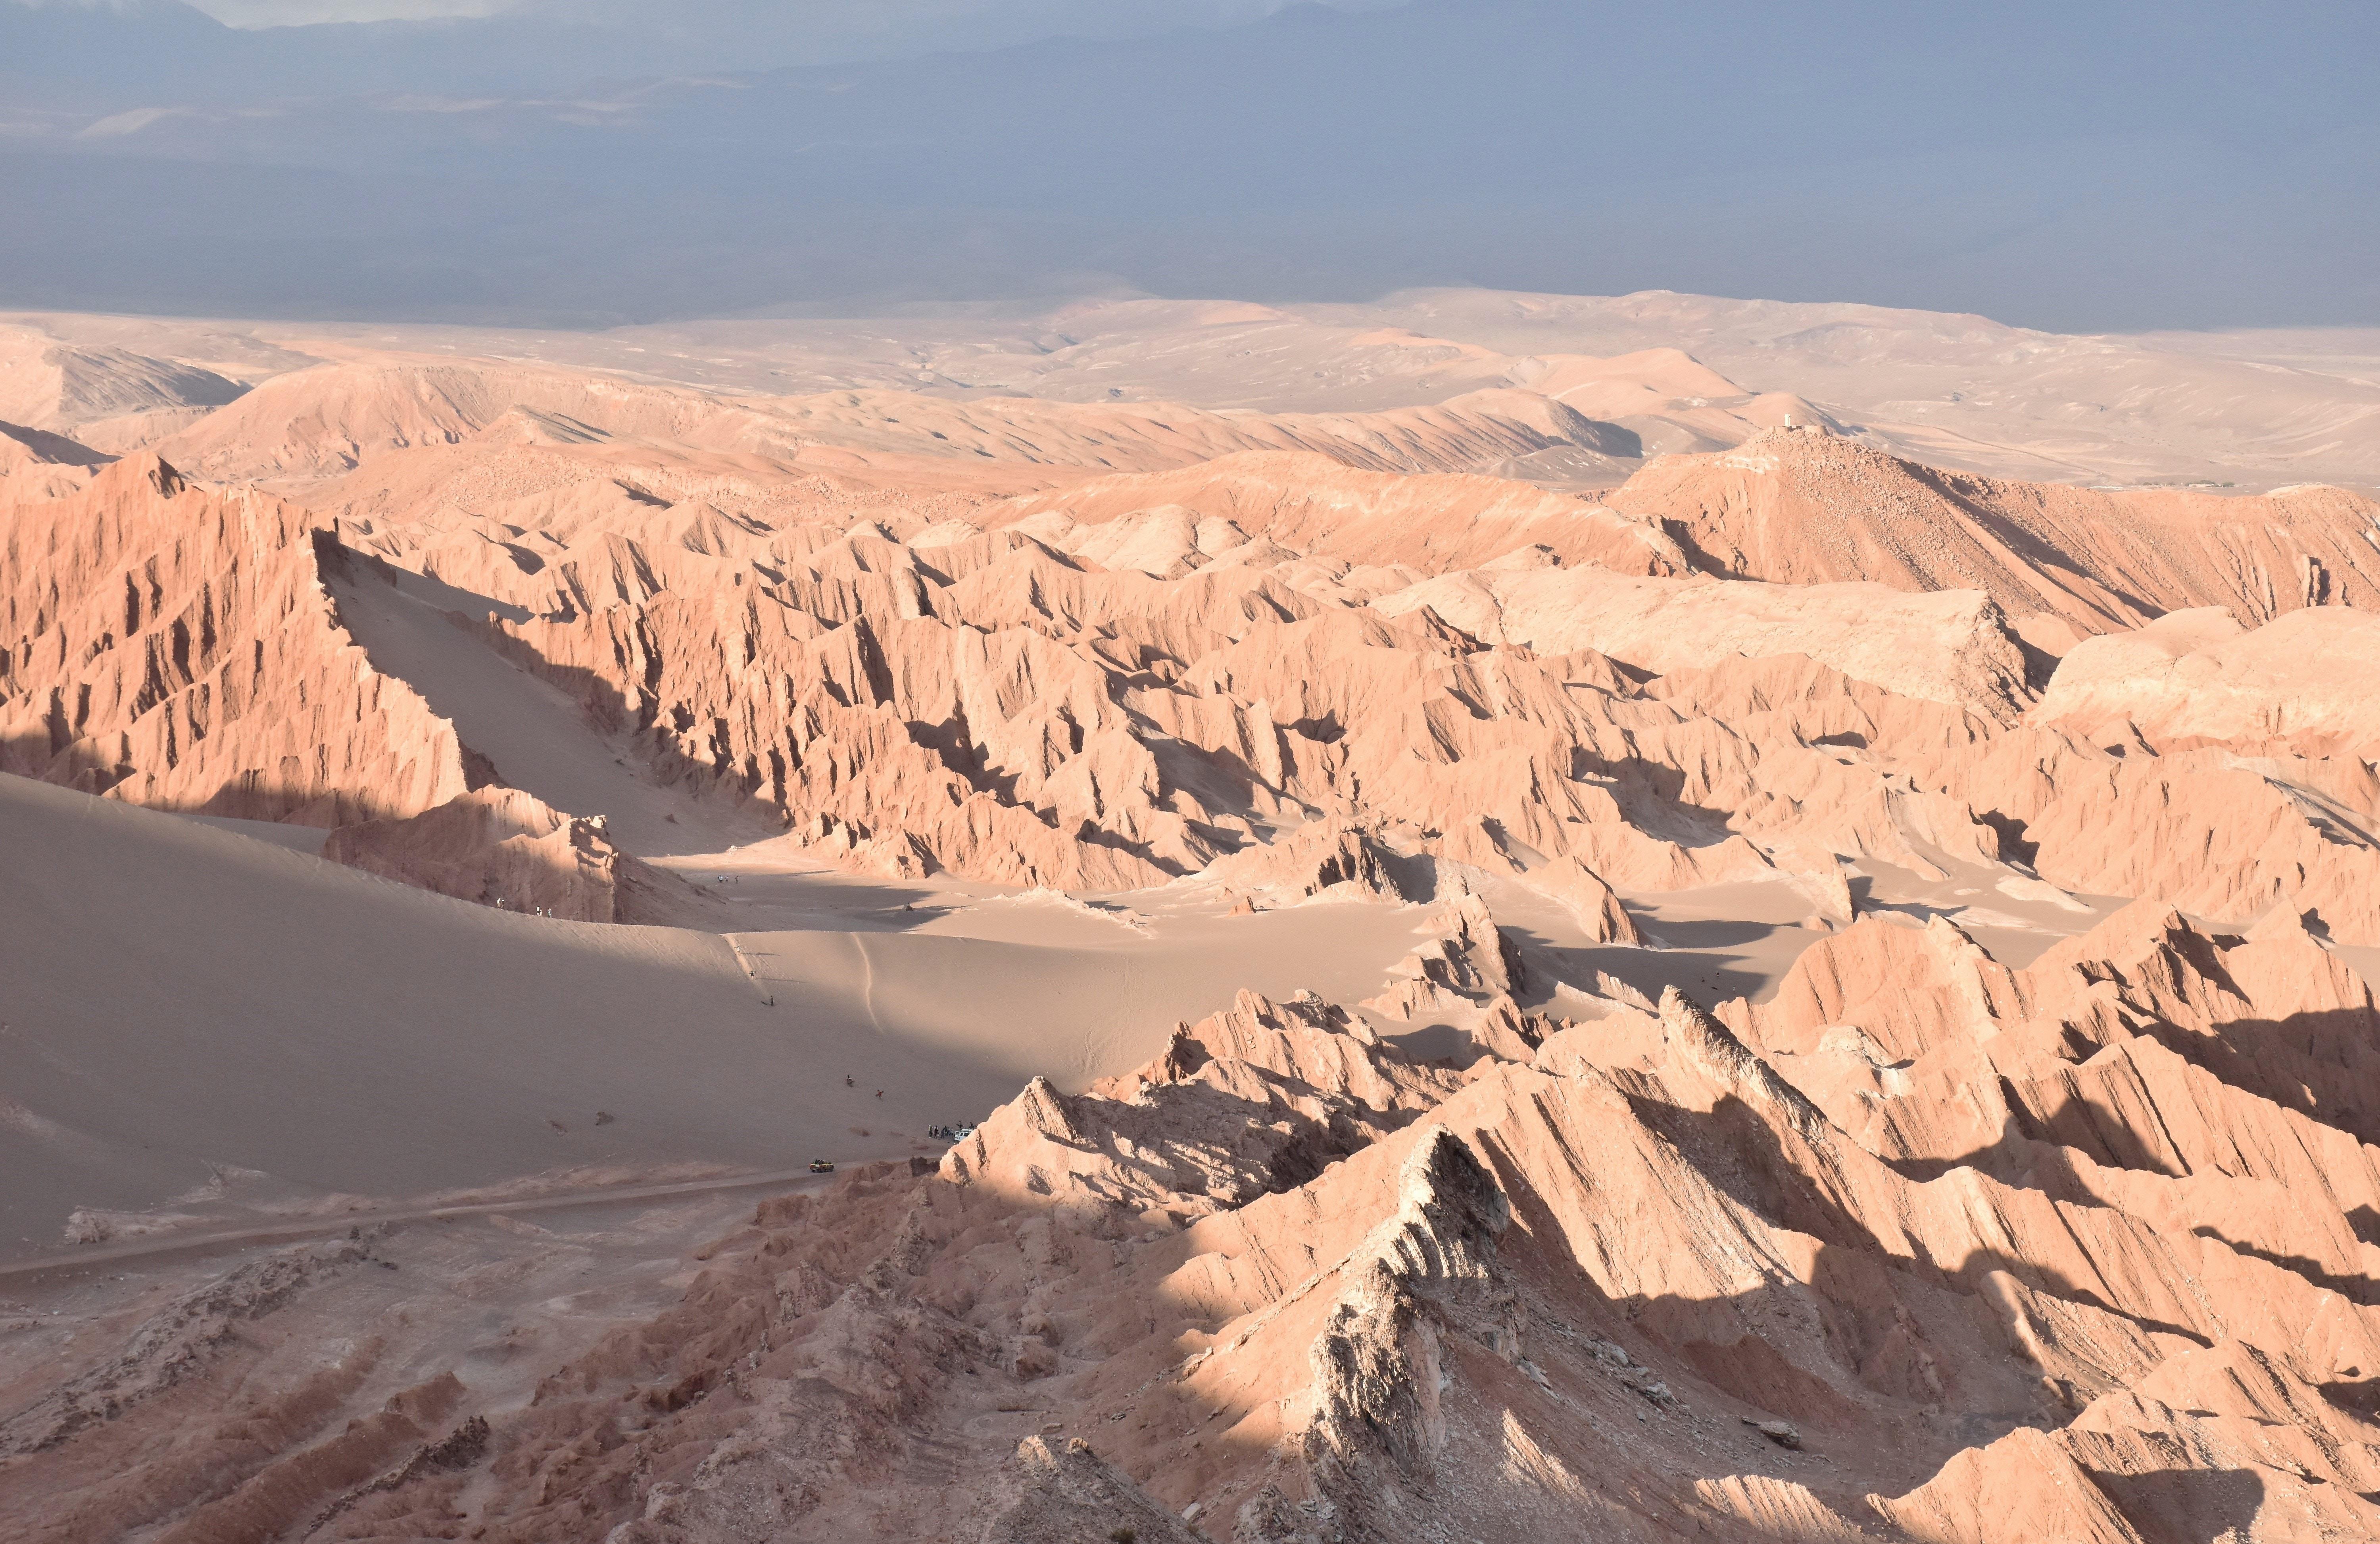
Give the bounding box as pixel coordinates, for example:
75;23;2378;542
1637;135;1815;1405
6;308;2380;1544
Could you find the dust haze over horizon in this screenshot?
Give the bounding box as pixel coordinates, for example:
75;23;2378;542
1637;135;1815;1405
3;0;2377;335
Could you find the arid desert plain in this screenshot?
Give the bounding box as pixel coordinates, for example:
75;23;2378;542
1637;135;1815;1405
5;290;2380;1541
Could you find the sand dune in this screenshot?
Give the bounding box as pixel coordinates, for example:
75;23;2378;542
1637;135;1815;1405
1;769;859;1254
0;771;1445;1260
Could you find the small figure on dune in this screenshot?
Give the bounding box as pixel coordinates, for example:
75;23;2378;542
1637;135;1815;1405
845;1074;854;1087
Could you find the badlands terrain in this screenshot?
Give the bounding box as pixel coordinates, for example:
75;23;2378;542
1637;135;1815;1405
4;290;2380;1541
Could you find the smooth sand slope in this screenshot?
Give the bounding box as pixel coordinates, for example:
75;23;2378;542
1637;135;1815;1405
326;563;774;860
0;771;881;1256
0;775;1427;1260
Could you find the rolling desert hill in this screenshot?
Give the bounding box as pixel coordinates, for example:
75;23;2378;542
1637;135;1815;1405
1596;425;2380;648
1320;288;2380;488
0;418;111;504
0;322;254;455
8;286;2380;493
120;351;1628;491
6;288;2380;1543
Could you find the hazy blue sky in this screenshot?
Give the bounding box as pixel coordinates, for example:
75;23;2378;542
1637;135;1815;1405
3;0;2374;330
178;0;1333;30
189;0;506;21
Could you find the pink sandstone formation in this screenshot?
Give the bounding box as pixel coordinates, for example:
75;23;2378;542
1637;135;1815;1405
2032;604;2380;758
0;456;473;823
321;785;626;922
25;901;2378;1541
0;455;635;911
15;409;2376;948
7;307;2380;1544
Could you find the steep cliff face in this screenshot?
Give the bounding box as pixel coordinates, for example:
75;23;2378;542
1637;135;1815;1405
0;458;627;918
0;456;474;823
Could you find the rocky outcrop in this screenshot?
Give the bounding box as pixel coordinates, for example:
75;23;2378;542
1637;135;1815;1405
213;888;2380;1543
1278;1129;1522;1532
1200;817;1424;909
0;456;476;825
321;786;625;922
946;988;1462;1214
1516;853;1646;943
2033;604;2380;758
15;308;2380;1544
0;1238;374;1460
984;1436;1205;1544
0;454;659;925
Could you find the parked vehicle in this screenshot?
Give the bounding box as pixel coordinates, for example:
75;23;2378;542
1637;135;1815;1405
808;1158;835;1174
